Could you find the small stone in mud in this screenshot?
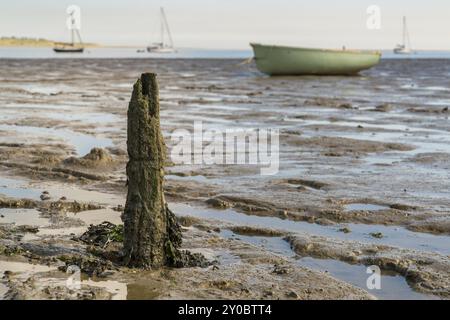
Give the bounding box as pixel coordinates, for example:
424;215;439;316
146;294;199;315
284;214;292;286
339;227;352;234
40;194;51;201
60;196;67;201
370;232;384;239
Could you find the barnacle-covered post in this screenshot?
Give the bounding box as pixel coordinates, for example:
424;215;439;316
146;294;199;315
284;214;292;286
123;73;182;268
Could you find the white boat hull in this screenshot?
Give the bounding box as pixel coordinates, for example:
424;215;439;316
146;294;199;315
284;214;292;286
147;47;176;54
394;48;411;54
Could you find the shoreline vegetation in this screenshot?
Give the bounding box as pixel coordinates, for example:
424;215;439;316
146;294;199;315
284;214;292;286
0;36;99;48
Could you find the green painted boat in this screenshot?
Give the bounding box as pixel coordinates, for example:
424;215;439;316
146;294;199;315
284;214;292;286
250;43;381;76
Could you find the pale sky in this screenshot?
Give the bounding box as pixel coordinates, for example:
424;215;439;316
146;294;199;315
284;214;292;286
1;0;449;50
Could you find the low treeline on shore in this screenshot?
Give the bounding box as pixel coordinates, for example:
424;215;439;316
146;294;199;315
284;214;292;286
0;36;98;47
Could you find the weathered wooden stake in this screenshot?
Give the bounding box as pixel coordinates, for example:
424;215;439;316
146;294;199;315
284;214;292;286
123;73;182;268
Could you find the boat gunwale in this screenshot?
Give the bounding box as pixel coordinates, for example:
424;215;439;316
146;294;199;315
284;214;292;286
250;43;382;57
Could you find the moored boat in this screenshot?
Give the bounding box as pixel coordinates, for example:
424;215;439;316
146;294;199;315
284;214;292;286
53;44;84;53
53;8;84;53
393;16;413;55
250;43;381;76
147;7;176;53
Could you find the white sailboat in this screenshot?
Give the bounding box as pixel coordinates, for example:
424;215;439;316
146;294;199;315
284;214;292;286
147;8;176;53
393;16;413;54
54;8;84;53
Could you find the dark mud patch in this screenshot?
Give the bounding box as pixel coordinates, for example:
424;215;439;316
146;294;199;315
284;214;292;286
0;161;107;182
206;196;279;217
407;218;450;236
285;136;415;156
0;196;37;209
284;179;330;190
229;226;285;237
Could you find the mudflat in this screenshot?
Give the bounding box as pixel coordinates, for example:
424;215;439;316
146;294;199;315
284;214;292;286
0;58;449;300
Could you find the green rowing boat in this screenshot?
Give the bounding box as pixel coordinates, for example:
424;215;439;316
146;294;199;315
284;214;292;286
251;43;381;76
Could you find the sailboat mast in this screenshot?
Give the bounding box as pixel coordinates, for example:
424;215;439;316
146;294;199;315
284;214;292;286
402;16;406;47
161;7;174;48
160;7;165;46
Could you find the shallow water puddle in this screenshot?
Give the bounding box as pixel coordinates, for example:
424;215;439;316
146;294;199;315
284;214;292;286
0;176;42;199
296;257;437;300
45;112;120;124
125;281;162;300
220;230;436;300
0;208;49;227
0;124;113;156
171;203;450;255
0;259;127;300
82;277;128;300
0;260;56;299
0;175;124;205
345;203;390;211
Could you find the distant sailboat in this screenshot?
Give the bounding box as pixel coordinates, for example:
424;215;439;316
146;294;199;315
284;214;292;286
393;16;412;54
147;8;176;53
53;8;84;53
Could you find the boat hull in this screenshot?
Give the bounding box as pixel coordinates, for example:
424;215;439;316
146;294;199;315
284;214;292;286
53;48;84;53
147;47;176;53
251;43;381;76
393;49;411;55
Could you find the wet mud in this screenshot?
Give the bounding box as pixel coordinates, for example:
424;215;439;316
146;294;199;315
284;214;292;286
0;58;449;299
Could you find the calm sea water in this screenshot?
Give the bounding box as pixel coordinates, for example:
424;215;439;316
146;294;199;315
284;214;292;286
1;47;450;59
0;47;251;59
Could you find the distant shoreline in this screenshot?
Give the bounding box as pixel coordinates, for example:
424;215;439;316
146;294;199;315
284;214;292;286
0;37;98;48
1;38;449;52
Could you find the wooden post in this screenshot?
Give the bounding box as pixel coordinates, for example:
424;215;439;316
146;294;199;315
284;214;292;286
123;73;182;268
